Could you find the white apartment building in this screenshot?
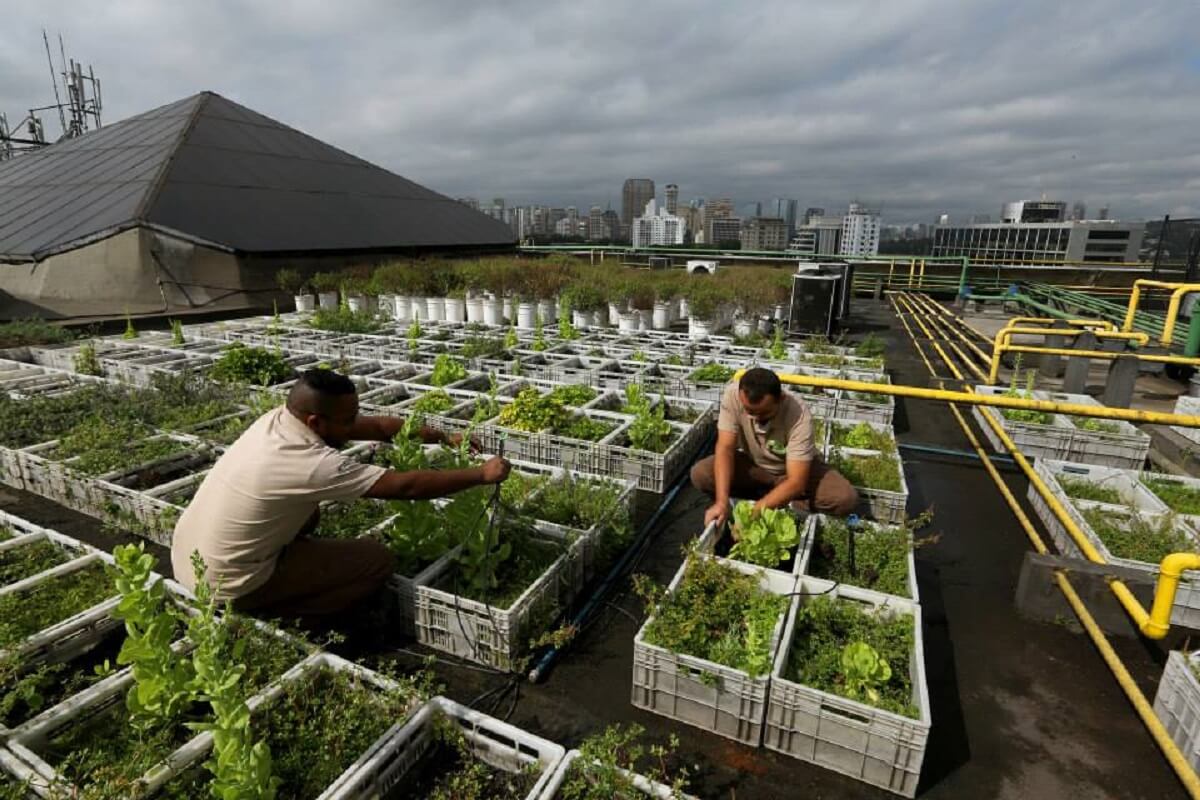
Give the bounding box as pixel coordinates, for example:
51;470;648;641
839;202;881;256
631;198;686;247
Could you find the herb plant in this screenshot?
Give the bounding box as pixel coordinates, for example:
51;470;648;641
786;595;917;717
767;326;788;361
0;561;115;648
829;450;903;492
548;384;597;407
831;421;895;453
430;354;468;387
855;333;886;359
496;386;566;432
404;713;538;799
0;318;73;348
210;343;293;386
307;305;380;333
1000;362;1051;424
809;517;912;597
688;363;736;384
1143;478;1200;515
1071;416;1120;433
1058;476;1122;505
379;501;454;576
1081;508;1195;564
0;539;69;587
74;341;102;375
623;385;673;453
635;556;787;678
728;501;799;568
561;723;691;799
410;390;456;415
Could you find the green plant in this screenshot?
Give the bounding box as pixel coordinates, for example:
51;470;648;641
408;318;423;351
0;539;69;586
122;312;138;340
547;384;597;407
1000;360;1051;424
275;267;307;295
786;595;917;717
210;343;293;386
768;325;788;360
635;556;787;678
624;385;673;453
410;713;539;799
0;318;73;348
430;354;468;387
55;415;191;476
496;387;566;432
384;414;430;472
186;554;281;800
73;341;102;376
728;502;799;567
111;544;196;732
379;500;455;576
809;516;915;597
688;363;736;384
829;450;902;492
532;313;548;352
855;333;886;359
1144;478;1200;515
0;562;115;648
504;325;518;349
1071;416;1120;433
558;306;580;340
832;422;894;453
841;641;892;705
410;390;457;415
170;318;185;346
561;723;690;799
309;272;342;293
1081;508;1194;564
306;305;381;334
1058;476;1122;505
314;499;397;539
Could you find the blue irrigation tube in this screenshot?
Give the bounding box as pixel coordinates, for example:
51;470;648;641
898;441;1017;466
527;444;703;684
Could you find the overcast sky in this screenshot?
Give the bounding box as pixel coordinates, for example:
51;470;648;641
2;1;1198;224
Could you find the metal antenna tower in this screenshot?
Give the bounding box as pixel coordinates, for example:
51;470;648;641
0;31;102;160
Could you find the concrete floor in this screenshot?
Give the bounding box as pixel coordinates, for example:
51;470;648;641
3;298;1191;798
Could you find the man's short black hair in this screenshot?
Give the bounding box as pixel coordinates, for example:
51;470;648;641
739;367;782;402
287;368;357;416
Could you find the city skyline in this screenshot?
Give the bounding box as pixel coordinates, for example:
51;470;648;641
2;2;1197;222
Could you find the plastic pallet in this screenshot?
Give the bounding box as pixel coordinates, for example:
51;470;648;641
335;696;563;800
630;557;796;747
1153;650;1200;774
764;579;930;798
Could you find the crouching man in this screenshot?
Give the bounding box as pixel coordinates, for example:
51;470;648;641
690;367;858;528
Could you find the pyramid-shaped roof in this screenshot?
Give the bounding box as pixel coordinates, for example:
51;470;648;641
0;91;514;261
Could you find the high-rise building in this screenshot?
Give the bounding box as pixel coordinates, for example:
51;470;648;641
566;206;579;225
1098;206;1110;220
622;179;656;228
547;207;566;233
678;206;702;243
602;209;622;241
491;198;506;220
840;203;881;256
1072;202;1087;221
665;184;679;215
789;214;844;254
706;216;742;248
740;217;788;251
772;198;799;239
587;206;606;241
531;206;547;236
632;198;686;247
937;213;950;226
932;217;1143;264
804;207;825;225
554;217;578;237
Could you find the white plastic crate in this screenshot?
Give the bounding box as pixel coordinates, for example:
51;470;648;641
825;418;897;455
1172;396;1200;447
765;579;930;797
595;420;698;493
828;446;909;524
386;548;460;639
1139;470;1200;531
0;530;94;591
414;532;579;672
537;749;697;799
835;387;895;427
970;385;1073;461
1153;650;1200;774
797;514;919;603
693;513;817;580
630;556;796;746
336;696;562;800
1042;391;1151;469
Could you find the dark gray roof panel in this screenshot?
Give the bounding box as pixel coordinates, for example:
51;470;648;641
0;91;512;259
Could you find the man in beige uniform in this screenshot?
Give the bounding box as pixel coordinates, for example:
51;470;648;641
691;367;858;527
171;368;509;619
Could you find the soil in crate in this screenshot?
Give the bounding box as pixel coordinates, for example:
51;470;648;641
0;626;125;730
785;595;918;719
1142;478;1200;516
167;667;416;800
393;733;539;800
0;539;70;586
808;518;912;598
0;562;115;648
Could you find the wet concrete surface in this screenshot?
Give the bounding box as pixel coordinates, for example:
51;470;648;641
0;297;1190;798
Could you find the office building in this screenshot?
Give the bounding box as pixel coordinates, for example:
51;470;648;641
622;178;656;228
740;217;788;251
1001;200;1067;224
840;203;881;256
665;184;679;215
587;206;606;241
602;209;622;241
932;216;1144;264
706;216;742;247
704;198;735;220
789;214;843;254
632;198;686;247
773;198;799;239
804;207;825;224
1072;202;1087;221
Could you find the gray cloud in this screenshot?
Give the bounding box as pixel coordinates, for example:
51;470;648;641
2;0;1198;223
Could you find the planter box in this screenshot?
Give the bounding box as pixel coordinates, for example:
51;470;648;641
1043;391;1151;469
631;557;796;746
835;389;895;427
386;547;460;639
595;419;705;494
338;696;562;800
1139;470;1200;532
1172;396;1200;447
694;513;817;581
414;531;583;672
828;447;909;524
537;749;698;799
1153;650;1200;774
798;515;919;603
971;385;1073;461
765;579;930;797
0;529;93;592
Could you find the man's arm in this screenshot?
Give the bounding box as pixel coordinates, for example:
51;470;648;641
363;455;511;500
703;430;739;527
755;458;812;512
350;414;456;446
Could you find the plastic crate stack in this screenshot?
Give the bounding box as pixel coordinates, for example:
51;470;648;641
636;512;929;797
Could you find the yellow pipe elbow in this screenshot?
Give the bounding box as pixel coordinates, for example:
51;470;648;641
1144;552;1200;639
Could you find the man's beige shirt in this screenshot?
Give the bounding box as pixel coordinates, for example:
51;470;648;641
717;382;815;474
171;407;386;599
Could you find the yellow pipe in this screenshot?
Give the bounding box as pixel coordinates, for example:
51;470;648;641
890;296;1200;798
894;294;987;380
915;292;994;345
1122;280;1200;341
999;344;1200;366
907;260;915;288
918;259;925;288
905;293;993;366
988;325;1151;384
1163;285;1200;345
1008;316;1117;332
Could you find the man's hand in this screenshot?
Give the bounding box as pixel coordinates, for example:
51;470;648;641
704;502;728;529
447;432;482;454
479;456;511;484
